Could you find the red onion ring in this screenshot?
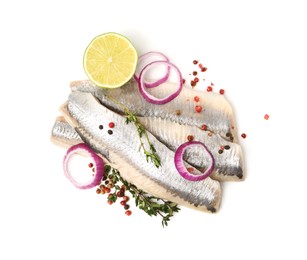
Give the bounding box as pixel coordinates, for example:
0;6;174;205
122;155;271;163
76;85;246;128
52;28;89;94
138;60;183;105
134;51;170;88
174;141;215;181
63;143;104;189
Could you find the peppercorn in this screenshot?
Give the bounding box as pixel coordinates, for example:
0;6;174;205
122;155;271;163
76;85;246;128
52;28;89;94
192;71;197;76
96;188;101;194
120;200;126;206
193;60;198;65
201;124;207;131
224;145;230;150
124;206;131;211
175;110;181;115
99;125;103;130
194;96;200;102
107;129;113;135
191;80;196;87
88;163;94;168
194;77;199;83
195;105;202;113
201;67;207;72
207;86;212;92
123;196;129;202
187;135;194;142
241;133;247;139
218;149;223;154
219;89;225;95
108;122;115;128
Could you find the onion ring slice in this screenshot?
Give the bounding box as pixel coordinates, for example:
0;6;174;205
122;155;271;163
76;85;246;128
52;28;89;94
174;141;215;181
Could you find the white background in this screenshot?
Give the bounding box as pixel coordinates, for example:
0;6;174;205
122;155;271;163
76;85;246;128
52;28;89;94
1;0;306;259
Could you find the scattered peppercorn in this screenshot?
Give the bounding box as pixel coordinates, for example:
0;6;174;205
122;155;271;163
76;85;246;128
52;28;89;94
107;129;113;135
194;77;199;83
195;105;202;113
220;146;225;150
190;80;196;87
124;205;130;210
241;133;247;139
194;96;200;102
182;79;186;84
107;200;113;205
99;125;103;130
264;114;269;120
96;188;101;194
218;149;223;154
201;124;207;131
224;145;230;150
187;167;194;173
108;122;115;128
226;132;231;137
192;71;197;76
175;110;181;115
187;135;194;142
207;86;213;92
92;168;95;172
122;196;129;202
219;89;225;95
201;67;207;72
193;60;198;64
120;200;126;206
88;162;94;168
125;210;132;216
198;63;203;69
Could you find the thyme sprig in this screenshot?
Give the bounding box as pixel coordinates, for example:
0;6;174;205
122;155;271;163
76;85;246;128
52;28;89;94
105;165;180;227
107;96;161;168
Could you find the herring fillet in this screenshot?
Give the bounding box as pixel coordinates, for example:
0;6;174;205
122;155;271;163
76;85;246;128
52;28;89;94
51;115;243;181
70;79;238;141
61;91;221;212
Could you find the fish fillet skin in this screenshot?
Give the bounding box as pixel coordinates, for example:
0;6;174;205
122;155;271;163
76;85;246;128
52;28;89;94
61;91;222;213
51;116;243;181
50;116;82;148
70;79;238;142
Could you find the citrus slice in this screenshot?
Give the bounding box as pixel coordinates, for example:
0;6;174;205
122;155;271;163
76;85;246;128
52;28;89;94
83;32;138;88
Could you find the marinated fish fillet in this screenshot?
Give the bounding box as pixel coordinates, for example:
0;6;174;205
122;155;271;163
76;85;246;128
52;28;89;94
70;79;238;141
61;91;221;212
51;116;243;181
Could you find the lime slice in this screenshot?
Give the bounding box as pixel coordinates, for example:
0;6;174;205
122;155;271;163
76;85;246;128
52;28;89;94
83;32;138;88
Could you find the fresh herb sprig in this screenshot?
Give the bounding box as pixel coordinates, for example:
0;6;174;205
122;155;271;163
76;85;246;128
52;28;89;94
104;165;180;227
107;96;161;168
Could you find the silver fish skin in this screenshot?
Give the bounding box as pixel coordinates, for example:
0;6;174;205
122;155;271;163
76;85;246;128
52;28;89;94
138;117;244;181
61;91;221;213
70;79;237;141
50;116;82;148
52;116;243;181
